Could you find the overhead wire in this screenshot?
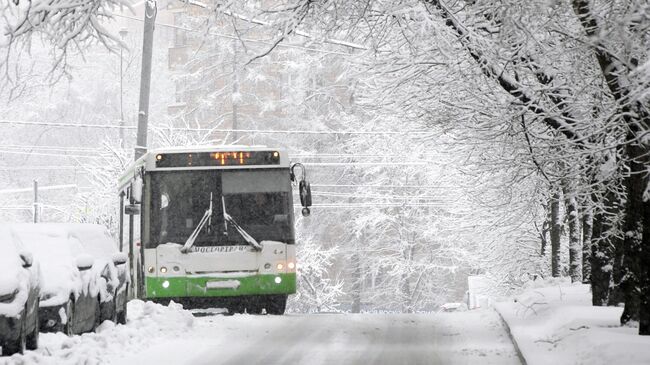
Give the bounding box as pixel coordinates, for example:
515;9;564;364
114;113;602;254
310;191;447;201
0;119;431;136
293;203;446;208
0;184;80;195
0;150;104;159
113;13;354;56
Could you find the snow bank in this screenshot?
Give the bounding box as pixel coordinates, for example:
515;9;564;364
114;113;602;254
1;300;194;364
495;279;650;365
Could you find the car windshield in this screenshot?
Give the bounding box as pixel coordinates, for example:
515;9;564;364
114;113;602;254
146;169;293;248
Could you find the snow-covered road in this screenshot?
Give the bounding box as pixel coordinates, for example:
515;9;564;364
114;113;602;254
2;301;521;365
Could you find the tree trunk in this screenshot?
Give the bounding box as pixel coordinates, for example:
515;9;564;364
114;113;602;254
540;203;551;256
571;0;650;334
563;182;582;282
640;199;650;335
350;250;362;313
608;232;626;307
620;144;646;326
582;207;593;283
590;189;617;306
551;191;562;277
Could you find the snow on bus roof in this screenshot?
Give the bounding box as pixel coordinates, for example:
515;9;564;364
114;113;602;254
148;145;277;153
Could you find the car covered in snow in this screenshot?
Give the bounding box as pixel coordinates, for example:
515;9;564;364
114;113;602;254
65;224;129;324
0;227;40;356
11;223;128;335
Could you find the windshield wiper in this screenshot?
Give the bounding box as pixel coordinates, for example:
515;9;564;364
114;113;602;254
222;196;228;237
222;196;263;251
180;192;213;253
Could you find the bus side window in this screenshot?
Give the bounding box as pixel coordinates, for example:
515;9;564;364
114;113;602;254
160;191;169;241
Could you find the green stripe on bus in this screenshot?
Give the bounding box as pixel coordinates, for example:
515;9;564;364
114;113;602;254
145;273;297;298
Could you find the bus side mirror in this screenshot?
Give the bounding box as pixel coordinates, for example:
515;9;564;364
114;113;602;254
299;180;312;217
131;175;143;203
291;162;312;217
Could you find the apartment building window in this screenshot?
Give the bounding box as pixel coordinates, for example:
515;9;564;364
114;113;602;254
174;13;187;47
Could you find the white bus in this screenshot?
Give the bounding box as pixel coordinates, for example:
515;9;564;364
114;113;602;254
117;146;311;314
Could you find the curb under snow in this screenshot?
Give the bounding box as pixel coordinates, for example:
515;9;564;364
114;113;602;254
493;304;528;365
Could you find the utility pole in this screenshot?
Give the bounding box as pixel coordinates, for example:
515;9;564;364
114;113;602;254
231;39;239;143
32;180;38;223
134;0;157;160
119;28;128;149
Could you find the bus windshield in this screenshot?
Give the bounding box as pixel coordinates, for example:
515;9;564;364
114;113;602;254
146;169;294;248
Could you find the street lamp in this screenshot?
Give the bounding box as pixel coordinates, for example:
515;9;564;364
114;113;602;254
119;28;128;148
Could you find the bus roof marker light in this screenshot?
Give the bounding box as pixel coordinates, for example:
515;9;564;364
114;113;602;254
274;276;282;284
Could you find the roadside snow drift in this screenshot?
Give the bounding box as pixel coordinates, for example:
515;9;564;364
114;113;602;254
0;300;194;364
495;279;650;365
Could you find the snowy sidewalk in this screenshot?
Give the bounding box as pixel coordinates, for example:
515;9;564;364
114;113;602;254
494;280;650;365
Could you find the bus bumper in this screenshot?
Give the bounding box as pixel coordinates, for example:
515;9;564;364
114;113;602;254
145;273;296;298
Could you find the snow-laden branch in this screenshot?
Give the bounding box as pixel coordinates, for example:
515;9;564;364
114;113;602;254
1;0;130;78
425;0;586;146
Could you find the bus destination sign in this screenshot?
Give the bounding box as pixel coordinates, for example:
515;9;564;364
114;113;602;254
155;151;281;168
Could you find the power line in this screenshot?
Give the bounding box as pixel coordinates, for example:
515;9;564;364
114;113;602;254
0;119;133;129
0;184;79;195
311;184;451;189
0;150;103;159
293;203;445;208
292;153;439;158
301;162;428;167
310;191;446;201
0;166;80;171
114;14;352;57
3;144;103;152
182;1;366;51
2;146;440;160
0;206;32;211
0;119;432;136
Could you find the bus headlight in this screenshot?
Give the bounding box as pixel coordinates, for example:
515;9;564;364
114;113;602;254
287;262;295;270
274;277;282;284
162;280;170;289
276;263;284;271
160;266;168;274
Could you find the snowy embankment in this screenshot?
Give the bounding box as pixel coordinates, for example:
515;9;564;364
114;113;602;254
494;279;650;365
0;300;194;365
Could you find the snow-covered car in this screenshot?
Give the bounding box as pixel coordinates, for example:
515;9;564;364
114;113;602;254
0;227;40;356
11;224;111;335
65;224;129;324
